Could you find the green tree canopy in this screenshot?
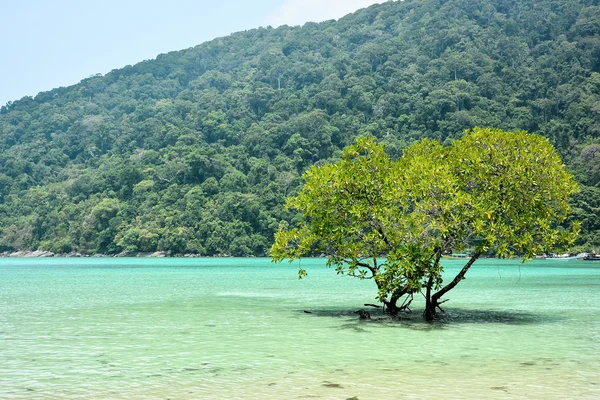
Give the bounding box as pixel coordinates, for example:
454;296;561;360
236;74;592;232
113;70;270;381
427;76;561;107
272;128;579;319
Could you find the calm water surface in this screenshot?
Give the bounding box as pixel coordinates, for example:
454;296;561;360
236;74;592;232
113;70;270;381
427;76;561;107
1;258;599;399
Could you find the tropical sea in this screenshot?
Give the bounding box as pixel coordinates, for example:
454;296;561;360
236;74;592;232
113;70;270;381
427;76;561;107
1;257;599;399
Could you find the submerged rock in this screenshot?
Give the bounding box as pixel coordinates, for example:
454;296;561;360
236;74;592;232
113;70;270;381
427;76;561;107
354;309;371;320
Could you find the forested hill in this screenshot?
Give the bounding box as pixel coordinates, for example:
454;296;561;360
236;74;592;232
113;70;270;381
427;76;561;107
1;0;599;256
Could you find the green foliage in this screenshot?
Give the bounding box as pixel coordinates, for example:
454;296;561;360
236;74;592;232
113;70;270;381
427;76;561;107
0;0;598;254
271;137;399;278
449;128;579;258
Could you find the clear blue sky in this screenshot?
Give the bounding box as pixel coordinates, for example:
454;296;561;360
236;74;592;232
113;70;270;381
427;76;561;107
0;0;383;106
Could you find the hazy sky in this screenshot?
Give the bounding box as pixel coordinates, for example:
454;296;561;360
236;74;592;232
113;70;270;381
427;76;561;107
0;0;383;106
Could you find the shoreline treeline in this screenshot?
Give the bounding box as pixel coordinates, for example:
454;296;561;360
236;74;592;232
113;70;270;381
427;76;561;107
0;0;598;255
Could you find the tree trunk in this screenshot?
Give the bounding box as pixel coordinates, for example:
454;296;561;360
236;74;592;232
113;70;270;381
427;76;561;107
383;291;400;314
424;274;436;321
380;287;410;314
423;252;443;321
384;296;398;312
429;251;482;317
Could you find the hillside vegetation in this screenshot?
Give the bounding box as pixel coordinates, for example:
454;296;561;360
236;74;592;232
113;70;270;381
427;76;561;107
1;0;599;255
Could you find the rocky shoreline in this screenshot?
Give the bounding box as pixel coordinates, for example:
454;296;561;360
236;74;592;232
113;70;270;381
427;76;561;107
0;250;237;258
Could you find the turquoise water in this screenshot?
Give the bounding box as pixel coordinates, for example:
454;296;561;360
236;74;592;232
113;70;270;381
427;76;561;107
1;258;599;399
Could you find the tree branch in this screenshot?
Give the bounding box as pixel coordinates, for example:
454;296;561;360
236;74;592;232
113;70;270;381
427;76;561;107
432;250;482;303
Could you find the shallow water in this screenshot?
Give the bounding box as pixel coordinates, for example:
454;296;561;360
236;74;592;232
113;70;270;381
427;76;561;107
1;258;599;399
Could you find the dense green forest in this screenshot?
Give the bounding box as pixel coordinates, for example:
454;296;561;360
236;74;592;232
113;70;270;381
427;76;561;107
0;0;599;256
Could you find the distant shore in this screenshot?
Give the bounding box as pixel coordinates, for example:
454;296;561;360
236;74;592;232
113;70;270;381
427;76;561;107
0;250;242;258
